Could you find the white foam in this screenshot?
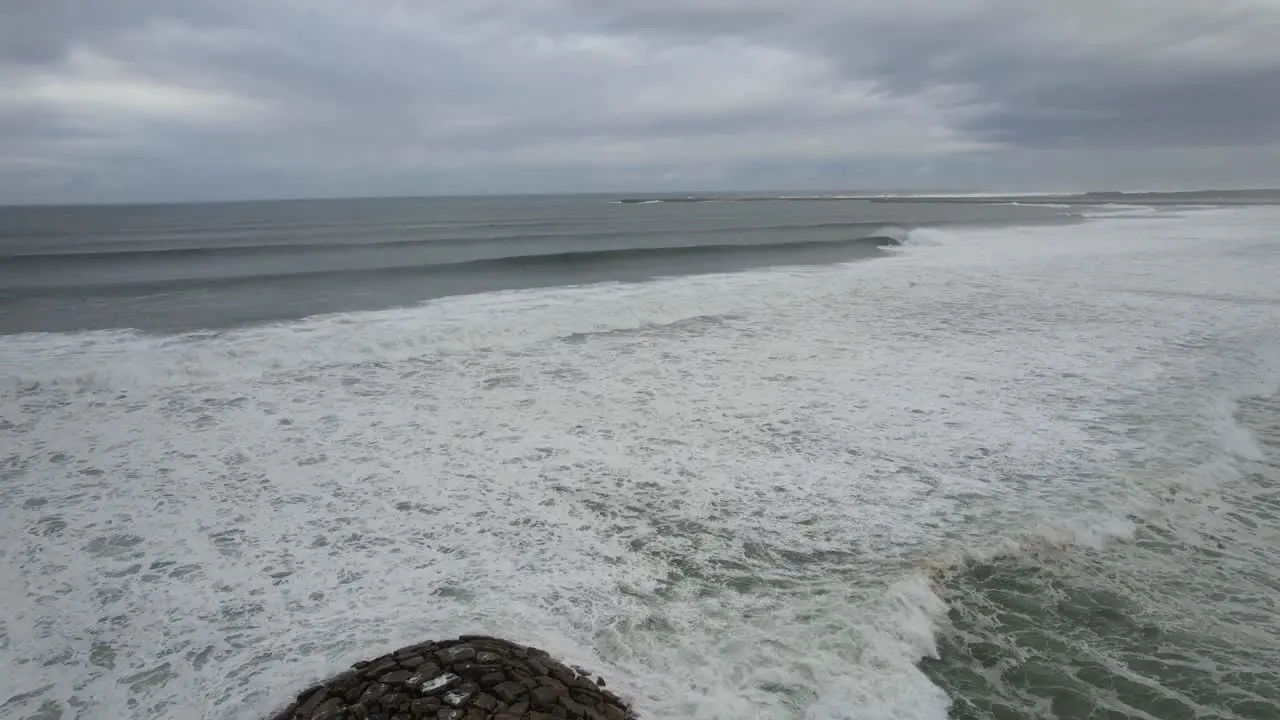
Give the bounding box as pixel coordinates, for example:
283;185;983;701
899;227;951;246
3;207;1280;719
0;263;914;391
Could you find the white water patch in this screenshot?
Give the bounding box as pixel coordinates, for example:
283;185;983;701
0;262;912;392
2;208;1280;719
899;227;951;246
1076;204;1173;218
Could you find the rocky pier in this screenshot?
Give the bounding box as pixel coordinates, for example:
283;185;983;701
269;635;636;720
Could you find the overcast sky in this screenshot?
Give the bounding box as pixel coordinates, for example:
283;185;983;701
3;0;1280;203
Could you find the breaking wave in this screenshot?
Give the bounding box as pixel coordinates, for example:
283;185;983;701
3;231;925;299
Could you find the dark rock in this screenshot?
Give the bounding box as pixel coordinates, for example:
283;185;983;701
405;665;443;688
493;681;526;704
530;686;560;710
472;694;499;713
560;697;587;719
265;636;631;720
418;673;461;696
536;676;567;693
565;674;597;692
365;658;399;678
312;698;345;720
344;682;369;704
435;646;477;665
360;683;390;705
297;687;328;715
380;670;412;685
395;642;437;659
442;687;474;708
549;665;580;687
345;681;372;704
410;698;441;715
465;639;510;652
458;634;508;644
329;670;360;690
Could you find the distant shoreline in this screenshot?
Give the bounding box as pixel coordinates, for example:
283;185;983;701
616;189;1280;206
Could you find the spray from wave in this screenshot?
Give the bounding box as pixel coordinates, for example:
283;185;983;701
870;226;952;247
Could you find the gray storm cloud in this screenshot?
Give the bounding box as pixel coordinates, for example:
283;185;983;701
2;0;1279;203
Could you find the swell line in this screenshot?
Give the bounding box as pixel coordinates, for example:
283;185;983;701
2;234;904;298
0;221;917;265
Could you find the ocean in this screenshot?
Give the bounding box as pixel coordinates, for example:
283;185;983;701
1;193;1277;720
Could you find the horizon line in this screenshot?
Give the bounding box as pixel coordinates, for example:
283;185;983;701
4;186;1280;210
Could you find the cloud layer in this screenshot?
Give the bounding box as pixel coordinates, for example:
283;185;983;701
3;0;1280;202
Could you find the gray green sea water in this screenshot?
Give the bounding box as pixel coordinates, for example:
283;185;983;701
1;193;1278;719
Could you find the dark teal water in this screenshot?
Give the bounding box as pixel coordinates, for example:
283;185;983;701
920;392;1280;720
0;195;1066;334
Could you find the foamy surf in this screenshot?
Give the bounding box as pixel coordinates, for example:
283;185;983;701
2;207;1280;719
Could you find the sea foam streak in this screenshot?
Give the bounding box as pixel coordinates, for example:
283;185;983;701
2;210;1279;719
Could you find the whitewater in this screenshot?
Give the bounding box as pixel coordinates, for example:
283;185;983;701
2;206;1279;719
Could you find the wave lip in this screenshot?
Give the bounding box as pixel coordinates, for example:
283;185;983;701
2;231;910;299
0;221;942;265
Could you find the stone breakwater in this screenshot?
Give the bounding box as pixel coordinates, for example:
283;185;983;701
269;636;636;720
